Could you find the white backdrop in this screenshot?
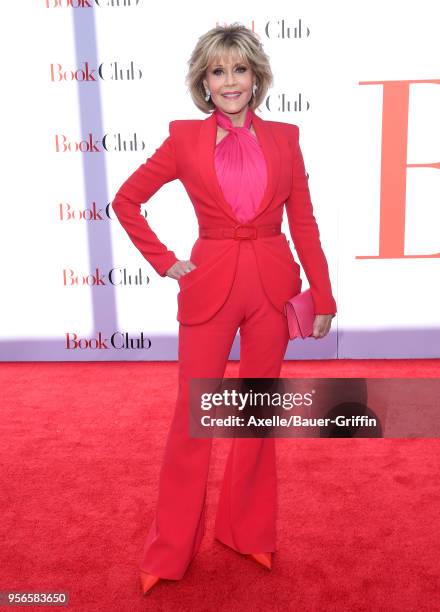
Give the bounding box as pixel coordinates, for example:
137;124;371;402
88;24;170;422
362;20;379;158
1;0;439;361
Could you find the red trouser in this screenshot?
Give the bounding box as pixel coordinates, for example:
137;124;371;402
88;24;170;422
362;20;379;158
140;240;290;580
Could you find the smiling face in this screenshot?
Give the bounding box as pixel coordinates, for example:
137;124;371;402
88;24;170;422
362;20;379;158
202;50;256;121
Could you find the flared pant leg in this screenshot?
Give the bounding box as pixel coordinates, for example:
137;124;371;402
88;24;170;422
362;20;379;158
214;250;290;553
139;240;290;580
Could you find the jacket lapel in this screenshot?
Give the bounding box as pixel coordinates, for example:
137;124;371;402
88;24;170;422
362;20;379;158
197;109;281;224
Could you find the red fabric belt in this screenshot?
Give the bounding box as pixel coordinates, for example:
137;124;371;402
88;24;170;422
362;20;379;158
199;224;281;240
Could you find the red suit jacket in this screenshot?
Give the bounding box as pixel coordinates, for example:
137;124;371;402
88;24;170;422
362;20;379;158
111;111;337;325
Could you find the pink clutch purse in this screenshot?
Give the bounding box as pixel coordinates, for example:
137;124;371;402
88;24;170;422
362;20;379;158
283;288;315;340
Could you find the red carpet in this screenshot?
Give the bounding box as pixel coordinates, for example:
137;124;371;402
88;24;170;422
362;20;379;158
1;360;439;611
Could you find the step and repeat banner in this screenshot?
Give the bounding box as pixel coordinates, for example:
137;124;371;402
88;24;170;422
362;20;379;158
1;1;439;361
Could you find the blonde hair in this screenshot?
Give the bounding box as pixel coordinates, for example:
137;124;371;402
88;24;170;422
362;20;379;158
185;23;273;114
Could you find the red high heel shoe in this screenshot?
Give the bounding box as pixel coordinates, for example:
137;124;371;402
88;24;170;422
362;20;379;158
139;570;161;595
246;552;272;570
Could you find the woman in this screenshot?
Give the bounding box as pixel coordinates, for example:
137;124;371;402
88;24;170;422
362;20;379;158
111;23;337;595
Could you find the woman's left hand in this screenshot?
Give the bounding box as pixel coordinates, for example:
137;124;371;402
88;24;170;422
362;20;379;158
312;314;335;339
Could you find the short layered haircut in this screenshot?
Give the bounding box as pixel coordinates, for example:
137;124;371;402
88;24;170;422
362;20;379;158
185;23;273;114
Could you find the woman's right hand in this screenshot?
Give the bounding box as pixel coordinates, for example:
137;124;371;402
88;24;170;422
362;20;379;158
165;260;197;280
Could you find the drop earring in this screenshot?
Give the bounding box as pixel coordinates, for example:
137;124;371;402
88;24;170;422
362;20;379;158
204;88;211;101
252;83;257;96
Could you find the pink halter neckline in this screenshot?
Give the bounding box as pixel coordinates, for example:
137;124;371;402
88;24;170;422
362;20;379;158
213;105;254;133
212;105;267;224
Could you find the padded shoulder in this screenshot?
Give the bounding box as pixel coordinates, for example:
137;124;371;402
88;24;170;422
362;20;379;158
169;119;202;142
169;119;202;129
263;120;299;149
275;121;299;137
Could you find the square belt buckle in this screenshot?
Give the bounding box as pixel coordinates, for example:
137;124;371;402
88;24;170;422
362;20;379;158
233;224;258;240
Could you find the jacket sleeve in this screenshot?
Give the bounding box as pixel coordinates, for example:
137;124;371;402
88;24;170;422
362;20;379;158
111;122;179;277
285;124;337;316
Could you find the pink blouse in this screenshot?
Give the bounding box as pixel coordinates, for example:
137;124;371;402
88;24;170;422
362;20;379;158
213;106;267;224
